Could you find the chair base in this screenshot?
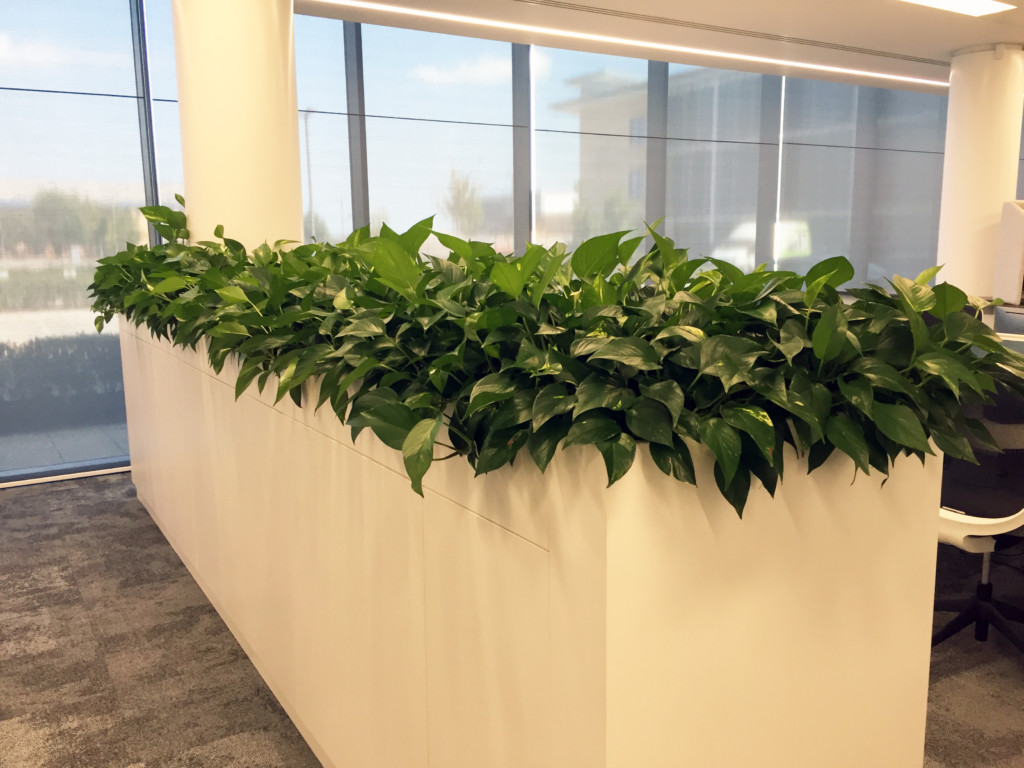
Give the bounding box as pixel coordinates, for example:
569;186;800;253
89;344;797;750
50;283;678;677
933;582;1024;653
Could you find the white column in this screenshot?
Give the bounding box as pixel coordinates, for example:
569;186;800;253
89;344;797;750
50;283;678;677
936;44;1024;298
171;0;303;247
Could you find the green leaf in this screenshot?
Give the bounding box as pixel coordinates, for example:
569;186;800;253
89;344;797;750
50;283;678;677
596;433;636;486
803;273;832;309
805;256;855;290
234;357;263;399
914;351;981;398
570;336;612;357
697;336;765;391
403;416;443;496
773;318;808;364
564;411;621;447
425;352;460;393
908;311;929;354
837;375;873;418
825;413;871;474
930;282;968;318
475;427;529;475
649;438;696;485
915;264;943;286
151;276;187;294
333;358;377;401
467;373;516;416
721;404;775;462
737;300;777;326
653;325;705;344
337;316;387;338
570;231;628;280
587;337;662;370
699;417;743;486
872;401;933;454
139;205;172;224
208;322;250;337
574;373;634;416
365;238;422;299
929;424;976;462
531;383;577;428
433;230;472;261
528;415;570;471
490;261;526;299
396;216;434;254
352;402;419;450
216;285;249;305
890;274;936;314
808;441;836;472
784;375;825;443
850;358;911;394
530;246;566;308
639;380;685;424
713;462;751;518
625;398;674;446
811;303;848;362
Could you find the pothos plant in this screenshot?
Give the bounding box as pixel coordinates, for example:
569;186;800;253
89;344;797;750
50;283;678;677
91;201;1024;515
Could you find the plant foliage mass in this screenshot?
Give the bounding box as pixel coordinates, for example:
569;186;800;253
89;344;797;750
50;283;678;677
91;204;1024;514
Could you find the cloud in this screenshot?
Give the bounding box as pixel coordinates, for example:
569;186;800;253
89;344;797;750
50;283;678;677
412;55;511;85
530;49;552;80
411;49;554;86
0;32;131;69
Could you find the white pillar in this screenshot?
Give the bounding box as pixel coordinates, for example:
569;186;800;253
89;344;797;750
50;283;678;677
936;44;1024;298
171;0;303;247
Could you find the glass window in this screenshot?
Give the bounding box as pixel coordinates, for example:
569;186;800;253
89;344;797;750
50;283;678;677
663;66;768;267
360;25;513;251
0;89;143;480
778;78;947;283
295;14;347;115
362;26;512;125
143;0;186;210
533;47;648;251
152;100;185;208
142;0;177;101
300;111;352;243
366;118;513;252
0;0;136;96
294;15;351;242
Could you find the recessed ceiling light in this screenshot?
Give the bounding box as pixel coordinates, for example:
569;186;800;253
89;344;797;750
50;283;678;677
897;0;1016;17
310;0;950;88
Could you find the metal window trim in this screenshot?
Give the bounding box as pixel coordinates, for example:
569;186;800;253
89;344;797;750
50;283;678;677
344;21;370;231
512;43;533;253
646;60;668;233
129;0;160;244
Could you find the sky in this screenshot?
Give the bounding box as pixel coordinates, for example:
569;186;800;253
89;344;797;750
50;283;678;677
0;0;650;240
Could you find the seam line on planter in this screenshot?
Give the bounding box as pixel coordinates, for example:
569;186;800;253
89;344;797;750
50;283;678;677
138;329;550;551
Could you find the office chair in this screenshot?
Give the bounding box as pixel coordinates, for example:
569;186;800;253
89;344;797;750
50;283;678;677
933;506;1024;652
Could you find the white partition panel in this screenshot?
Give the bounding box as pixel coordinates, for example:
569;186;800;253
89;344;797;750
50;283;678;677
119;322;943;768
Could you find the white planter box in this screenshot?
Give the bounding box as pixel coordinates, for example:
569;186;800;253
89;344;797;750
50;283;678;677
119;321;942;768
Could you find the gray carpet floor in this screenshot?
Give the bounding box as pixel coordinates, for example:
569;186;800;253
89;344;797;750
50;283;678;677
0;473;321;768
928;542;1024;768
2;472;1024;767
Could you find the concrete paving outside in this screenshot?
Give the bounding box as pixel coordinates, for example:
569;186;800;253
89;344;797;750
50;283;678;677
0;423;129;482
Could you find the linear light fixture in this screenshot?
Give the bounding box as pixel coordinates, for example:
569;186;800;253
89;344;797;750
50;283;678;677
898;0;1015;16
311;0;950;88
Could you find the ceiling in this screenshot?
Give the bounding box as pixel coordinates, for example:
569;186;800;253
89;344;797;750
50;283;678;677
296;0;1024;91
